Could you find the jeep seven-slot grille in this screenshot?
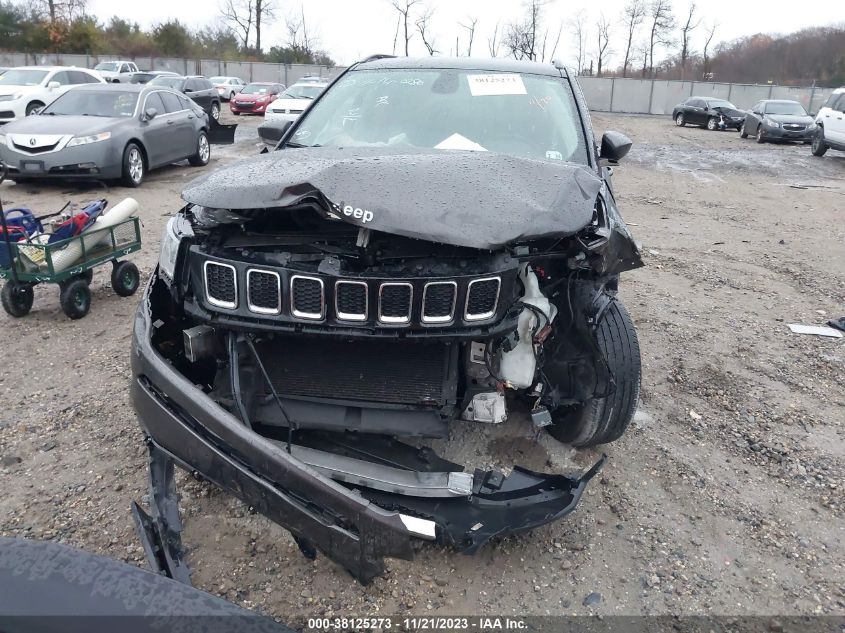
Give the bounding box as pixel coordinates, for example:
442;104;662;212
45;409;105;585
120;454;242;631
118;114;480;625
291;276;324;319
204;262;237;308
247;270;281;314
379;283;412;323
466;278;500;320
335;281;367;321
422;282;456;323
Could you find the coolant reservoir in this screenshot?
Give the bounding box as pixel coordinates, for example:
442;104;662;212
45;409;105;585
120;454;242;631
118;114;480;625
498;264;557;389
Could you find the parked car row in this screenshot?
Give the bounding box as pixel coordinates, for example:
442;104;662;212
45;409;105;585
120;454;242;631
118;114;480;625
672;90;845;157
0;82;212;187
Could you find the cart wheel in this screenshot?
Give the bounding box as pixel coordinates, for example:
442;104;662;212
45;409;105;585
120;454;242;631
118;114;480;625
60;278;91;319
111;261;140;297
2;281;34;318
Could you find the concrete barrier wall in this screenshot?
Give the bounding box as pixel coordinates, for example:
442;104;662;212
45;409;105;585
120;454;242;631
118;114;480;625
576;76;835;115
1;52;834;113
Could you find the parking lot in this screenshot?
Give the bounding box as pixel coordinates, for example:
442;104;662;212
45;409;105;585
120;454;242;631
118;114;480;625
0;111;842;623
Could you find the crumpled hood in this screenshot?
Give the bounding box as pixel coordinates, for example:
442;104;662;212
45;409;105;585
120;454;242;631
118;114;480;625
181;147;603;250
713;106;745;118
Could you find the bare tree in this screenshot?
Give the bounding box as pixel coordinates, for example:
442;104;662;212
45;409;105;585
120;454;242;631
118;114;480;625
503;0;544;61
568;9;589;74
30;0;86;23
702;21;718;76
389;0;421;56
459;16;477;56
221;0;253;49
488;21;500;57
220;0;274;50
620;0;645;77
595;13;611;76
645;0;676;77
415;7;438;55
284;7;320;58
679;2;701;78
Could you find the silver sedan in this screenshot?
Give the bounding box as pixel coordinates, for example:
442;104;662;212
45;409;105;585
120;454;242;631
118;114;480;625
0;83;211;187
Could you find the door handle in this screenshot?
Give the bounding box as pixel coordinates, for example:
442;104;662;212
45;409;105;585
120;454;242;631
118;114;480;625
167;120;174;125
187;114;194;119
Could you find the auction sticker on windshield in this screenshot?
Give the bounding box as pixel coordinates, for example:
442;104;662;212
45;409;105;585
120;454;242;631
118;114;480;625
467;73;527;96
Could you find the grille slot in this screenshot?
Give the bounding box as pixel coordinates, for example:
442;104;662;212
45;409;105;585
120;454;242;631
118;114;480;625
422;281;457;324
379;283;413;324
257;337;452;405
465;277;500;321
335;281;367;321
204;261;237;309
290;275;324;320
247;269;281;315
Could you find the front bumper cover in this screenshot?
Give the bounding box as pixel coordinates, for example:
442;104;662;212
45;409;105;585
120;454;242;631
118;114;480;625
130;275;601;583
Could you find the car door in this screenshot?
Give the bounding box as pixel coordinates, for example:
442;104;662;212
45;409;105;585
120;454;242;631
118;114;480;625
682;99;699;124
745;101;763;130
185;78;209;111
823;94;845;144
140;92;174;167
158;90;195;162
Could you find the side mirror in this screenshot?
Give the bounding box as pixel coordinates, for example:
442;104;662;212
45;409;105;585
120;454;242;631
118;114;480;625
599;131;632;163
47;81;60;89
144;107;158;120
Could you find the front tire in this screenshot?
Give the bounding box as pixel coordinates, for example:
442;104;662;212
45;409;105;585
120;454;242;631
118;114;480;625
756;125;765;143
675;113;685;127
547;300;641;448
121;143;145;187
59;278;91;319
811;128;828;156
740;122;749;138
2;281;34;317
26;101;44;116
188;131;211;166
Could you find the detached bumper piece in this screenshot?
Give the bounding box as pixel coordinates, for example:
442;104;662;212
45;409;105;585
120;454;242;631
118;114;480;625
208;116;237;145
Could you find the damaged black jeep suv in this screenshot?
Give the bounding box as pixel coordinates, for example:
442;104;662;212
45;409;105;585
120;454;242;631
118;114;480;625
130;56;643;583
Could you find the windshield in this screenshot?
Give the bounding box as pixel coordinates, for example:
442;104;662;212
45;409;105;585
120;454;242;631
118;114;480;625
95;62;120;72
0;69;48;86
290;68;589;164
707;99;737;109
241;84;271;95
149;76;184;90
41;90;139;117
765;102;807;115
282;84;325;99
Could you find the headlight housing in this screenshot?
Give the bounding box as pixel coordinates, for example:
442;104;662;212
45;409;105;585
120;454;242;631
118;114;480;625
67;132;111;147
0;93;23;102
159;217;182;283
764;118;780;128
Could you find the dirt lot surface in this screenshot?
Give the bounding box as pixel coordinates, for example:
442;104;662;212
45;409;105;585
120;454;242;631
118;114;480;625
1;112;843;625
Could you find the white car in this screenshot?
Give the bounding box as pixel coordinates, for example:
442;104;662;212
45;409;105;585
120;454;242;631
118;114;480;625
0;66;105;123
93;60;139;83
264;81;328;124
812;87;845;157
209;76;246;101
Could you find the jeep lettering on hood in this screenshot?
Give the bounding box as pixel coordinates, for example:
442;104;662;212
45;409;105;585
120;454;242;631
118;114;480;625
180;146;603;249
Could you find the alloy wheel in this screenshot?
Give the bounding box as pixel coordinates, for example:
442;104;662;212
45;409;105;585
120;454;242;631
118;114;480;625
128;148;143;183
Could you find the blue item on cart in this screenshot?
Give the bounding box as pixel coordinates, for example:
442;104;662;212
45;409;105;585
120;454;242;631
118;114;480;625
3;208;43;237
47;199;108;244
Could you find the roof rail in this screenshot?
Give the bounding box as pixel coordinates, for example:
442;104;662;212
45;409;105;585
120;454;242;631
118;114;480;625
359;54;397;63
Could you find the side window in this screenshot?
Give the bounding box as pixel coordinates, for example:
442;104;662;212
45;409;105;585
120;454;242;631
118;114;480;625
159;91;183;113
144;92;166;115
822;94;838;110
70;70;97;84
201;79;213;90
178;95;192;110
833;95;845;112
51;71;72;85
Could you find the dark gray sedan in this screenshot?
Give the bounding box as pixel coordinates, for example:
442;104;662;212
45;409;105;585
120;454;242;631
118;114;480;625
0;83;211;187
740;99;817;143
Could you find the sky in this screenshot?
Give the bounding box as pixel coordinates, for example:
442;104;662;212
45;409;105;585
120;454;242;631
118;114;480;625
87;0;845;67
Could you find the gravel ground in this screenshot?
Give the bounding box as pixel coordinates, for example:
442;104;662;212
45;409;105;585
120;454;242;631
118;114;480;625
0;112;843;625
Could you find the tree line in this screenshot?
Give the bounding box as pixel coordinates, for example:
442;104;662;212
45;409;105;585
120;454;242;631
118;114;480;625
389;0;845;86
0;0;335;65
